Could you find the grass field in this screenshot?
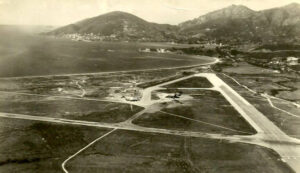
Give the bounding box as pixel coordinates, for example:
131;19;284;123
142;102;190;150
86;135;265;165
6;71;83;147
0;69;181;99
133;90;256;135
249;97;300;138
163;77;213;88
66;130;292;173
0;28;213;77
221;73;300;101
0;93;143;123
222;63;300;102
0;118;110;173
223;62;276;74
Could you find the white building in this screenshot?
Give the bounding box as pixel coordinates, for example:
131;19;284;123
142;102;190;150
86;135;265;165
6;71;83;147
139;48;151;53
287;57;299;66
157;48;166;53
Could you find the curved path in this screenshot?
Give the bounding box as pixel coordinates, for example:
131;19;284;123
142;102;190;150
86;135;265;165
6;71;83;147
62;129;118;173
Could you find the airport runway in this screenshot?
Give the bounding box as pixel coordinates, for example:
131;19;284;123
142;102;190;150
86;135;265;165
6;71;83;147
196;73;300;172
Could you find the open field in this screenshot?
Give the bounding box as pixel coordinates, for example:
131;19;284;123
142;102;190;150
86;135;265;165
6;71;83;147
0;93;143;123
245;96;300;138
222;63;300;102
66;130;292;173
222;62;276;74
134;90;256;135
0;29;214;77
0;70;180;100
162;76;213;88
0;66;207;100
254;44;300;51
223;73;300;102
0;118;110;173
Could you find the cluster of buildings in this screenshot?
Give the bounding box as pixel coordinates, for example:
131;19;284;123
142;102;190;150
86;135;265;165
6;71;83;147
139;48;170;53
269;56;299;67
61;33;118;42
121;87;142;101
253;56;300;72
287;57;299;66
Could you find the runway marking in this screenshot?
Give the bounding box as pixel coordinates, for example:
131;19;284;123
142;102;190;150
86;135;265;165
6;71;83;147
61;128;117;173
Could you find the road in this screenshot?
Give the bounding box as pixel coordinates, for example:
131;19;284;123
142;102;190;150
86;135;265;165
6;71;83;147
196;73;300;172
62;129;118;173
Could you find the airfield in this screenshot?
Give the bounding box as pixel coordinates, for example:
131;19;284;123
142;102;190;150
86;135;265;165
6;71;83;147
0;64;299;172
0;27;299;173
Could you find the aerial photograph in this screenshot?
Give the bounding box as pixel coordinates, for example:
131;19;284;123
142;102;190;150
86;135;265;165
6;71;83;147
0;0;300;172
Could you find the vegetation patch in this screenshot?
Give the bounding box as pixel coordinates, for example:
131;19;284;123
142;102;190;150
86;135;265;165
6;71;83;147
66;130;293;173
163;77;213;88
134;90;256;135
0;118;110;172
0;93;143;123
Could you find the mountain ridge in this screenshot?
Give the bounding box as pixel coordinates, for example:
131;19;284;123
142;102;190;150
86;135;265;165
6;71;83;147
178;3;300;42
48;3;300;43
179;5;256;28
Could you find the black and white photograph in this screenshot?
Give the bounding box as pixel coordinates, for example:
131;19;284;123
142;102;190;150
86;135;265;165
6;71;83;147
0;0;300;172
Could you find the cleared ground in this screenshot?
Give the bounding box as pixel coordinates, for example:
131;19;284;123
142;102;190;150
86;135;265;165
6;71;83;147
66;130;292;173
0;118;110;173
0;93;143;123
134;90;256;135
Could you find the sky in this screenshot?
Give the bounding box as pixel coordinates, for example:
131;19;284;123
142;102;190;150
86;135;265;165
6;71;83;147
0;0;299;26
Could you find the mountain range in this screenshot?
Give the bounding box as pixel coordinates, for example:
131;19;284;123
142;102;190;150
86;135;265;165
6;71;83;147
48;3;300;43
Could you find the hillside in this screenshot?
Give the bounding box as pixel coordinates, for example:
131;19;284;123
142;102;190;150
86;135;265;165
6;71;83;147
179;3;300;43
179;5;255;30
48;11;178;41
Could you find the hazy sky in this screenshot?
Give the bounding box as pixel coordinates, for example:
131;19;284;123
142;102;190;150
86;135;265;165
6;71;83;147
0;0;299;26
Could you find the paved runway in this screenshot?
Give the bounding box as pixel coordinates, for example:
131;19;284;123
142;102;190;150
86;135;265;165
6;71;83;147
196;73;300;172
